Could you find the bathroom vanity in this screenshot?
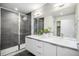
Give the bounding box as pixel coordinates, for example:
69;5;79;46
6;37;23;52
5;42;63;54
25;35;79;56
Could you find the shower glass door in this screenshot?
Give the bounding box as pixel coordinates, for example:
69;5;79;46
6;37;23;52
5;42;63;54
1;8;19;55
0;8;31;55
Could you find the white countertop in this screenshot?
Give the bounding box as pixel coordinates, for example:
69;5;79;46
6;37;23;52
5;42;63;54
26;35;78;50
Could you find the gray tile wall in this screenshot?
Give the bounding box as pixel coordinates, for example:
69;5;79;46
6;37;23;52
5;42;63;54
0;8;31;50
1;9;18;49
20;13;31;44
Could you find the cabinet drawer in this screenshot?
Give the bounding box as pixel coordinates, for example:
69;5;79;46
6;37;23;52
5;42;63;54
34;40;43;50
44;42;56;56
32;39;44;55
25;38;44;56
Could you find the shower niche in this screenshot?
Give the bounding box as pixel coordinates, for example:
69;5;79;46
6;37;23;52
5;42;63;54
56;21;61;36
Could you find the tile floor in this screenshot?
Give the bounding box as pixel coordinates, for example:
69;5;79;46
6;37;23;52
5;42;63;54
15;50;35;56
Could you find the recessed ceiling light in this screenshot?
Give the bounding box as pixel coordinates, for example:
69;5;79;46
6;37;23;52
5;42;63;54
14;8;18;11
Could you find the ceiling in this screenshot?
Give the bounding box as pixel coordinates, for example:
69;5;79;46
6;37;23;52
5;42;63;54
0;3;46;14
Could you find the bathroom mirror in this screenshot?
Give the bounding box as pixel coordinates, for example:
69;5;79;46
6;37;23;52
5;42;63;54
32;4;79;40
55;15;75;38
52;5;77;39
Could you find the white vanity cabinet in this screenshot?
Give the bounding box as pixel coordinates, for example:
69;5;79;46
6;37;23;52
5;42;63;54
25;37;79;56
25;38;44;56
57;46;79;56
25;37;57;56
25;38;34;53
33;39;44;56
43;42;57;56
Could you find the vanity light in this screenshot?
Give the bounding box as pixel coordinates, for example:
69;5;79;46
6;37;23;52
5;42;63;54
54;3;64;7
34;11;42;17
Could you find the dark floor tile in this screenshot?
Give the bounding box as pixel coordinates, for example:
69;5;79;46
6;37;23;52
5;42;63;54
15;50;35;56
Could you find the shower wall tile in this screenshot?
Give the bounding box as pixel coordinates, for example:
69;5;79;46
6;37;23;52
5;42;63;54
0;8;31;50
1;9;18;50
20;13;31;44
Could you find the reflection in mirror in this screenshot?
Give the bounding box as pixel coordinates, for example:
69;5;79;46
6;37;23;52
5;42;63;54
56;21;61;36
34;18;44;35
32;4;79;41
54;14;75;39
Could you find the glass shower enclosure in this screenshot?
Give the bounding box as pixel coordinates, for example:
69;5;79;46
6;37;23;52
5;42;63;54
0;8;31;56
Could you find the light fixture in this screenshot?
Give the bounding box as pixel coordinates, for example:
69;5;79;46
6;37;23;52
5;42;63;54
34;11;42;17
54;3;64;7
